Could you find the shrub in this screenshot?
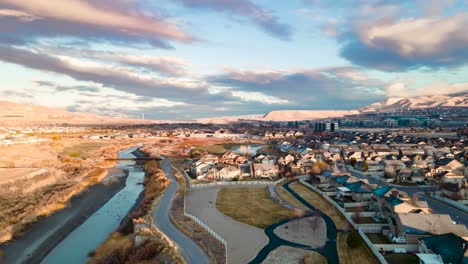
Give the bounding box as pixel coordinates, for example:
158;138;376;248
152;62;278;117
346;231;363;248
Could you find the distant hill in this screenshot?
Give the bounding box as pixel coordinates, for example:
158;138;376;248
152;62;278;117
0;101;156;126
359;93;468;113
262;110;360;121
196;110;359;123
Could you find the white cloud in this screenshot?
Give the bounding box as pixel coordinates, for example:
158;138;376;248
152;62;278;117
231;91;289;104
386;81;468;97
360;13;468;58
0;9;39;21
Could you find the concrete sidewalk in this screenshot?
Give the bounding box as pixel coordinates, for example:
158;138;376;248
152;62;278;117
186;187;269;264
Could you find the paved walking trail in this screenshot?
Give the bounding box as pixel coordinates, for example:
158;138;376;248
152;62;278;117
153;160;210;264
186;186;269;264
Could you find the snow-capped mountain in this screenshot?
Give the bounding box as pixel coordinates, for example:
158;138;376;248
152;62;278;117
359;93;468;112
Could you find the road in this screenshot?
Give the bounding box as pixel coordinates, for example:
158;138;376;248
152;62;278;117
153;159;211;264
419;196;468;226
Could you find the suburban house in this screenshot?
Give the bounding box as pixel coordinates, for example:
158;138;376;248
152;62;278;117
389;213;468;244
221;151;240;164
216;166;239;180
252;163;279;179
337;180;375;202
383;159;406;170
199;154;219;164
418;233;468;264
331;175;353;188
254;154;277;164
371;186;430;220
191;160;216;177
354;160;384;172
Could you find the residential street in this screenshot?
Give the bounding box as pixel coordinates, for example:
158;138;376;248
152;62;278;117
419;196;468;226
153;159;211;264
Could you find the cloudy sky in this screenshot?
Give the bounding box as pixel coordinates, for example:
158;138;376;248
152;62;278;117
0;0;467;120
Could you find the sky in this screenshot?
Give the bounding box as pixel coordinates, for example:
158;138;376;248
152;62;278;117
0;0;468;120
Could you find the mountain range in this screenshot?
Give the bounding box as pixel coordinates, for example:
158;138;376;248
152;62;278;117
0;101;157;126
0;93;466;125
359;93;467;113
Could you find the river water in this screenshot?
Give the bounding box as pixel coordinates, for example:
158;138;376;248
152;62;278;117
41;146;145;264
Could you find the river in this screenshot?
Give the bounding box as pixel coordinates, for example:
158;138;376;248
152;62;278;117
41;146;145;264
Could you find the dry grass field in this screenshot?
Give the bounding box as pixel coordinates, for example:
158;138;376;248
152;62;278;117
216;187;293;228
337;233;378;264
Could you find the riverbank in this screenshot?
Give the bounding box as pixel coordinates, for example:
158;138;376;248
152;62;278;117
87;151;185;264
0;170;128;264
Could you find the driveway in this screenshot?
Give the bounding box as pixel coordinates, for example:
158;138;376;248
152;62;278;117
186;186;269;264
153;160;210;264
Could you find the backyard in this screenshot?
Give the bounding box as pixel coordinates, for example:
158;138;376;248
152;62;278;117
366;233;390;244
385;253;419;264
216;187;293;228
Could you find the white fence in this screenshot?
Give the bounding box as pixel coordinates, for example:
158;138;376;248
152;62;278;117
190;178;285;189
346;212;377;217
359;230;389;264
176;165;229;263
184;212;228;264
372;243;418;252
299;180;389;264
428;194;468;214
357;224;388;233
343;201;370;208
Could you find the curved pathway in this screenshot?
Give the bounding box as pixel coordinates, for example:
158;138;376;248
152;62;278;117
153;159;210;264
185;185;269;264
249;180;339;264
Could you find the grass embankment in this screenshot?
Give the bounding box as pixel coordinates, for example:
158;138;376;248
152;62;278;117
283;182;379;263
289;182;351;230
303;252;328;264
216;187;293;228
89;160;183;264
62;142;108;159
0;140;126;243
276;186;309;211
337;233;378;264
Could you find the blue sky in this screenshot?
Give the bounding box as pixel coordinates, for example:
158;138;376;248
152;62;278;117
0;0;467;120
